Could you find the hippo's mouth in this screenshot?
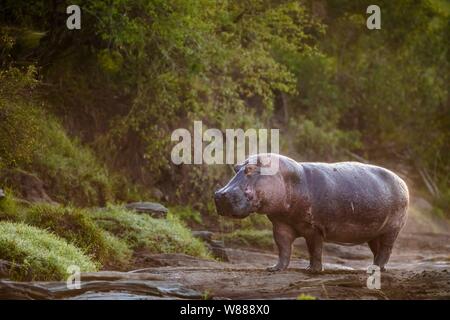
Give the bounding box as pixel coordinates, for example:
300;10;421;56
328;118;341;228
216;207;251;219
215;200;252;219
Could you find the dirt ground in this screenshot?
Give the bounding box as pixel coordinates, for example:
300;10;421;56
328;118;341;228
131;232;450;300
1;199;449;300
113;199;450;300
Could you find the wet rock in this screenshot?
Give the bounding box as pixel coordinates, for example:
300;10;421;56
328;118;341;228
0;280;54;299
208;240;229;262
68;291;162;300
0;274;203;300
192;231;214;242
125;202;168;219
131;253;223;269
0;260;13;278
0;170;54;204
150;187;166;201
80;271;163;281
192;231;229;261
0;260;33;280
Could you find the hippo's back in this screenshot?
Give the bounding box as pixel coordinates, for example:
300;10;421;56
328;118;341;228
300;162;409;244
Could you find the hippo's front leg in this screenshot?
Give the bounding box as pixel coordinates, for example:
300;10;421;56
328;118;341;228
267;222;295;272
304;229;324;273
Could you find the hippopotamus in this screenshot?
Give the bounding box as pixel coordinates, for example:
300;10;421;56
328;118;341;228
214;153;409;272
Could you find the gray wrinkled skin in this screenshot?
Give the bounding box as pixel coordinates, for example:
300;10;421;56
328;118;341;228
214;153;409;272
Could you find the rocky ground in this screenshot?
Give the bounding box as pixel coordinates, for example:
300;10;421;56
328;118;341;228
1;199;449;300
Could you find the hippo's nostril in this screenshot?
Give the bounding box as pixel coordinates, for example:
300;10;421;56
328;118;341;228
214;191;224;202
244;187;253;200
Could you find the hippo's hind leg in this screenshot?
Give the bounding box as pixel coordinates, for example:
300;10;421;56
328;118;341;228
371;230;400;271
367;238;380;263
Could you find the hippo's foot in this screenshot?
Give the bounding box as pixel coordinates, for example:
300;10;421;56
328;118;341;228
266;264;287;272
305;264;323;274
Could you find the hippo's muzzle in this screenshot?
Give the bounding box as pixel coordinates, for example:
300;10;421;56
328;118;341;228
214;188;251;219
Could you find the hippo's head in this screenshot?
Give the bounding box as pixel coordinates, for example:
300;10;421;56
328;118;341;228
214;154;298;219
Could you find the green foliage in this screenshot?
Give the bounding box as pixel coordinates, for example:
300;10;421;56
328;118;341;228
321;0;449;187
0;189;19;221
297;293;316;300
23;203;132;269
17;0;323;208
0;66;41;169
218;213;272;232
223;229;274;250
0;63;120;207
0;221;98;281
433;190;450;219
169;206;203;225
290;118;361;161
91;205;211;258
32;119;115;206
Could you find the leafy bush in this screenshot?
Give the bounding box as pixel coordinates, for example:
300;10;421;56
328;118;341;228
0;64;119;207
23;203;132;269
91;205;211;258
0;221;98;281
290;119;361;162
0;66;41;169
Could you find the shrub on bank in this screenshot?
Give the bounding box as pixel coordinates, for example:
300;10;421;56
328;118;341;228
91;205;211;258
0;221;98;281
24;204;132;269
222;229;274;250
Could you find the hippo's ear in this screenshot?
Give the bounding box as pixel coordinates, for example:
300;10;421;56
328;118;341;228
256;155;272;167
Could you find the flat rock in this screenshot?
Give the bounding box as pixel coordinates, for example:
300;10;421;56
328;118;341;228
0;280;54;299
192;231;214;242
0;276;203;300
80;271;164;281
125;202;168;218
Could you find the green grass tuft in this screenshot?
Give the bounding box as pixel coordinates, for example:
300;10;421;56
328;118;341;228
91;205;211;258
23;203;132;269
297;294;316;300
0;189;20;221
0;221;98;281
223;229;274;250
169;206;203;225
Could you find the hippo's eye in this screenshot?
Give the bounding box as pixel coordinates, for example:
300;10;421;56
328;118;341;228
245;164;258;175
